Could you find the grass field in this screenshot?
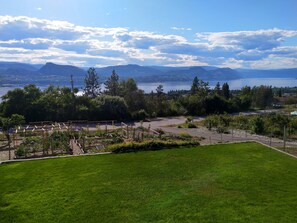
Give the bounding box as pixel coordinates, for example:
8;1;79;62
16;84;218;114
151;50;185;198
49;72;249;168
1;142;297;222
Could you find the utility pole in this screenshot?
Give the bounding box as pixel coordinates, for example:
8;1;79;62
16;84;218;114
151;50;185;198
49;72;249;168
70;74;74;92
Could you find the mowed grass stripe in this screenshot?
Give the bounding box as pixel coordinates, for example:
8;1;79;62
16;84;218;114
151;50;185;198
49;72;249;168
1;142;297;223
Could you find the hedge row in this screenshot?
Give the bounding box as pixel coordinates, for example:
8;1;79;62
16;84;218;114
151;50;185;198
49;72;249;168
107;140;200;153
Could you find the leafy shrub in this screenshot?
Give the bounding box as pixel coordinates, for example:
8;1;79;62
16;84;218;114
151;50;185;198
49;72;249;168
151;112;157;118
187;123;197;128
49;131;71;152
251;116;265;134
20;136;42;154
284;98;297;105
132;109;149;121
155;128;165;135
186;116;193;123
179;132;192;139
107;140;200;153
15;146;25;157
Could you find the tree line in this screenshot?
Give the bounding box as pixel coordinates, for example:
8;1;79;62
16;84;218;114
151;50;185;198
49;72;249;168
0;68;275;123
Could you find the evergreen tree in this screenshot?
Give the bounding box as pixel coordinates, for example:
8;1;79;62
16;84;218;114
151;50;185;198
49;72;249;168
222;82;230;99
276;88;282;97
156;84;164;96
105;70;120;96
214;82;221;95
120;78;145;112
190;76;199;94
190;76;209;97
84;67;101;98
252;85;273;109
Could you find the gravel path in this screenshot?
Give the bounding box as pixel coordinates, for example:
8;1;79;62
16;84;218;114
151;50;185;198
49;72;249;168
131;116;297;149
0;150;11;161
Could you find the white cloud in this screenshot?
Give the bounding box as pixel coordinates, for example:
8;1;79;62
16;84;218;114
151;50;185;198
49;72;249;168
0;16;296;68
171;27;192;31
196;29;297;50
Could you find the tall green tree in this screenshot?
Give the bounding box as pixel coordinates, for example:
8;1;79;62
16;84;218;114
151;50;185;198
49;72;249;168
197;79;209;97
84;67;101;98
120;78;145;113
252;85;273;109
105;70;120;96
91;95;130;120
1;85;42;121
1;88;26;117
155;85;166;116
222;82;230;99
214;82;221;95
156;84;164;96
190;76;199;95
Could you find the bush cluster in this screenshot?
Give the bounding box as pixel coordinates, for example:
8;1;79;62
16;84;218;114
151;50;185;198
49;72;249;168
107;140;200;153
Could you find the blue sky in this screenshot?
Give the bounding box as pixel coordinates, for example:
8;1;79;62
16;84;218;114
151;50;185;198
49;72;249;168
0;0;297;68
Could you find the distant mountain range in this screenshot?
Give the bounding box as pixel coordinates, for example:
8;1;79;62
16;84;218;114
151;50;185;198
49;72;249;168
95;64;240;82
0;61;296;87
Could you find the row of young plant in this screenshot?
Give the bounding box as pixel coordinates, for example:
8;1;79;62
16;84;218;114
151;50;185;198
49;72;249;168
15;127;125;157
15;131;71;158
203;113;297;138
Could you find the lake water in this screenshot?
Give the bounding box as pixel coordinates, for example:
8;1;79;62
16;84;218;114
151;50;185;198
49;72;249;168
0;78;296;98
138;78;297;93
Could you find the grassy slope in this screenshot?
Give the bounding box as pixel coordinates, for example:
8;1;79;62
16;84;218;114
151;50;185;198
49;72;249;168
1;142;297;223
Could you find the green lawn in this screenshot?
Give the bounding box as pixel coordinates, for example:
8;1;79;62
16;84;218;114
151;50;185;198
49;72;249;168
1;142;297;223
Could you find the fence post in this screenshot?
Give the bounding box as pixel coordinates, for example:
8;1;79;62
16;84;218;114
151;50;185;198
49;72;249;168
42;131;45;155
71;139;74;154
8;134;11;160
83;137;85;152
283;125;286;149
133;128;136;140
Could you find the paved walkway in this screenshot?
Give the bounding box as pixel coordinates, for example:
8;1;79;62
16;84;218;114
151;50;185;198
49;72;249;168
70;139;84;155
